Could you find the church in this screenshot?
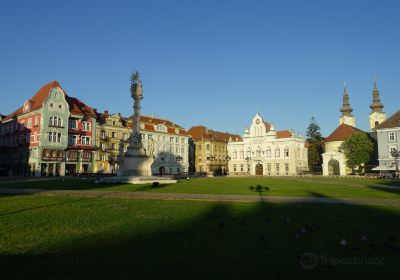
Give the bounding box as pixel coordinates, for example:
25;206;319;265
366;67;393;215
322;82;386;176
227;113;308;176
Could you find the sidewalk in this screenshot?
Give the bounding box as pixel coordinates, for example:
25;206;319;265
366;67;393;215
1;188;400;206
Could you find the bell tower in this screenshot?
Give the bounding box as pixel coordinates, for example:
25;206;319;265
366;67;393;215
339;83;356;127
369;80;386;130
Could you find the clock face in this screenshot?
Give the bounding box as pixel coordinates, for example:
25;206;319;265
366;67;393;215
256;119;260;124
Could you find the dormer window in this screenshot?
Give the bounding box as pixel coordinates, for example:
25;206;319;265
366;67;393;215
59;104;63;110
50;103;54;108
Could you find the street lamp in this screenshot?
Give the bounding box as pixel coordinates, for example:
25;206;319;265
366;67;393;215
390;148;400;178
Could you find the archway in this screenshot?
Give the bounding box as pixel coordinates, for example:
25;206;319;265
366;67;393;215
328;159;340;175
255;163;263;176
159;166;165;175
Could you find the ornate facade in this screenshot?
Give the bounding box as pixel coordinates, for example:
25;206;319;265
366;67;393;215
227;113;308;176
322;82;384;175
0;81;96;176
187;126;241;174
94;111;131;174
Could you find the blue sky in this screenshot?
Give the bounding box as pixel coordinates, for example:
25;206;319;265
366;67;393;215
0;0;399;136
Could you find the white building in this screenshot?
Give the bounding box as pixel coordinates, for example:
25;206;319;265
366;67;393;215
139;115;190;175
227;113;308;176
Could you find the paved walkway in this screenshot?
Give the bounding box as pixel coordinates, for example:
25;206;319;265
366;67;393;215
1;188;400;206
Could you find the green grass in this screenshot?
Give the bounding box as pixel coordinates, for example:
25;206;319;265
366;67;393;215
0;194;399;279
1;176;400;199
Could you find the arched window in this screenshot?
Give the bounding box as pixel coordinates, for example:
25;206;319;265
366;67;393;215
266;146;271;158
233;150;237;159
239;150;244;159
284;146;289;157
49;117;54;126
82;121;91;131
256;146;261;157
275;147;280;158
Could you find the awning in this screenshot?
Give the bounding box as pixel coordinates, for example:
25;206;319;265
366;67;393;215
372;166;396;171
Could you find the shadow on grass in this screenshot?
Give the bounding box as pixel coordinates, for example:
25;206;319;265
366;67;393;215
0;178;127;191
1;193;400;280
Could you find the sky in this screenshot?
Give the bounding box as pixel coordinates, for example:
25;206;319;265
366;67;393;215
0;0;399;137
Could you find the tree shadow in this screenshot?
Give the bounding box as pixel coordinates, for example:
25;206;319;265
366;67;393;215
1;193;399;279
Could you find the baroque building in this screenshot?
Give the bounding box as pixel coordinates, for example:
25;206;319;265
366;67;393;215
94;111;131;174
187;126;242;175
139;115;190;175
227;113;308;176
322;82;385;176
0;81;96;176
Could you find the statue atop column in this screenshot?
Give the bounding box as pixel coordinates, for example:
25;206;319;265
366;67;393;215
130;71;144;150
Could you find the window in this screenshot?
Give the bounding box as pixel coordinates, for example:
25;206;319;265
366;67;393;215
59;104;63;109
148;134;153;140
206;144;210;150
233;150;237;159
100;143;106;151
69;120;77;129
285;163;289;174
239;150;244;159
82;121;91;131
112;131;116;138
275;147;280;158
266;146;271;158
233;165;237;172
101;130;106;139
240;165;244;172
296;148;301;158
170;137;174;142
82;136;91;145
267;163;271;172
34;116;39;126
275;163;280;174
112;143;117;150
246;149;251;158
27;118;32;128
48;132;61;143
256;146;261;157
123;133;128;140
284;147;289;157
50;103;54;108
389;132;396;142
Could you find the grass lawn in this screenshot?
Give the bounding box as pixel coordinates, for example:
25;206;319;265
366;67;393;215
1;176;400;199
0;194;399;279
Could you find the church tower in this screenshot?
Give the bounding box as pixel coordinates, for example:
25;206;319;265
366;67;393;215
339;84;356;127
369;80;386;130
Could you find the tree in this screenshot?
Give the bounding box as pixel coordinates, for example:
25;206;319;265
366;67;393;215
340;132;373;174
306;117;324;169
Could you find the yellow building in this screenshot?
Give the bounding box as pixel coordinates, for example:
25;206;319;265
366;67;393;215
187;126;242;175
94;111;131;173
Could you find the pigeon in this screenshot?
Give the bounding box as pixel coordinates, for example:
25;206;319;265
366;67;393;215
361;234;368;242
340;238;347;247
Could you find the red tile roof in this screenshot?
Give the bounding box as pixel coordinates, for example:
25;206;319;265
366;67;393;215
276;130;292;139
66;96;96;118
137;115;188;135
324;123;363;142
187;126;242;142
4;81;95;120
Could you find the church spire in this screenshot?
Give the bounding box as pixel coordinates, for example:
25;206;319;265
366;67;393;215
370;80;384;113
340;83;353;117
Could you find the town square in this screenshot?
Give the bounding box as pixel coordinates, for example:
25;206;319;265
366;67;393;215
0;1;400;279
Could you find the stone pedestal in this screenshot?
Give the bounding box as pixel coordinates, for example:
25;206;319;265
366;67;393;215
117;152;154;176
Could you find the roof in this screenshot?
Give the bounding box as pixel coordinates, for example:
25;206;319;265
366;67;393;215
264;122;271;132
187;126;242;142
276;130;292;139
138;115;188;135
95;111;130;127
375;110;400;129
4;81;61;121
3;81;96;121
66;96;96;118
325;123;363;142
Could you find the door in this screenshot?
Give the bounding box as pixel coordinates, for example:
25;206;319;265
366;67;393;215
255;164;263;176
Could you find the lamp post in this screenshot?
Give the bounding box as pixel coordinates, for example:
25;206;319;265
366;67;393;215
390;148;400;178
225;155;231;175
